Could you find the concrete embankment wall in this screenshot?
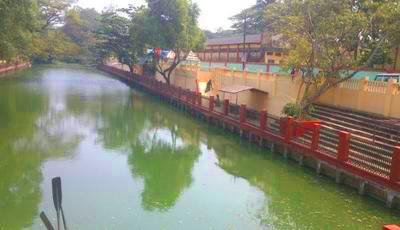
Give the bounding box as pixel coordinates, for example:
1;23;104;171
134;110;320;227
166;65;400;119
0;62;31;76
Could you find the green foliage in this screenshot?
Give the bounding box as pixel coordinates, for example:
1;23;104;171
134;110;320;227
142;0;205;83
282;103;300;118
282;103;314;119
31;30;81;63
96;10;142;72
0;0;98;64
230;0;274;34
266;0;400;118
37;0;75;29
62;7;100;63
0;0;39;61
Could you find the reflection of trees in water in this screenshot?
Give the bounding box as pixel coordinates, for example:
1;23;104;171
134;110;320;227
129;139;200;211
94;91;202;211
0;83;47;229
0;71;99;229
126;96;202;211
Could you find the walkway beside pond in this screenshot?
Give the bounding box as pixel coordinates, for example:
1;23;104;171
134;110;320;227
98;64;400;209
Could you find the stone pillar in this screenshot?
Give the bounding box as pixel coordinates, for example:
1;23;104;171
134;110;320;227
384;79;397;117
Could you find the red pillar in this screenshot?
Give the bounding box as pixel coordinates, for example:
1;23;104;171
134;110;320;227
192;91;196;105
186;89;190;103
311;124;321;151
197;93;202;106
259;110;267;131
223;99;229;115
390;146;400;183
209;96;214;112
239;104;247;123
280;117;294;142
337;131;351;163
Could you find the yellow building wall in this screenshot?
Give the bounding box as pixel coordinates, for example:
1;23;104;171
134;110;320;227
168;65;400;118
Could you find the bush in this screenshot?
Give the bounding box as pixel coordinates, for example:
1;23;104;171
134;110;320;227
282;103;314;119
282;103;301;118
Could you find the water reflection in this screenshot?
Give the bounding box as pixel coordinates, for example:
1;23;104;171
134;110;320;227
207;135;400;229
1;66;399;229
0;80;46;229
97;92;202;211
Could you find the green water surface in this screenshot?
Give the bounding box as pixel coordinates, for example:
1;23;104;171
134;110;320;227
0;66;398;230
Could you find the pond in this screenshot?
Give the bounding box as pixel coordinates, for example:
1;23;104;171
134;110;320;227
0;65;398;229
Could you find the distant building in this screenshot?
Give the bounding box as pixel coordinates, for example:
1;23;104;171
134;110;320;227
196;33;286;65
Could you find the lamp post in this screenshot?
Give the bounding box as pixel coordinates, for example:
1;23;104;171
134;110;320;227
242;11;248;71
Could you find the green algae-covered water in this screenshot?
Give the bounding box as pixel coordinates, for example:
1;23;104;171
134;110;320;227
0;66;398;229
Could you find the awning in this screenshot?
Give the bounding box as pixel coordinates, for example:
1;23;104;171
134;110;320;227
218;85;268;95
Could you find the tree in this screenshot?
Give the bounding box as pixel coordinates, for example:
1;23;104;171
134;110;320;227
37;0;75;29
0;0;38;61
140;0;205;84
31;29;81;63
63;7;100;63
96;10;142;75
265;0;400;118
230;0;275;34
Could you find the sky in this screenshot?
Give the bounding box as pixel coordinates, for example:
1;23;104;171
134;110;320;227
76;0;255;32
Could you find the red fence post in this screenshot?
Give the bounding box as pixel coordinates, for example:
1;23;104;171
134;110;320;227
390;146;400;183
197;93;202;106
178;87;182;99
281;116;294;142
337;131;351;163
311;124;321;151
259;110;267;131
223;99;229;115
209;96;214;112
186;89;190;103
239;104;247;123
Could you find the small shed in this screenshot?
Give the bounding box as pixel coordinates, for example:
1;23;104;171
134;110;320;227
218;85;268;110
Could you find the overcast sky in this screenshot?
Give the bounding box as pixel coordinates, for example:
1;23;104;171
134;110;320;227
76;0;254;32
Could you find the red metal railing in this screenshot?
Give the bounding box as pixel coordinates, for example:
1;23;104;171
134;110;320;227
98;64;400;192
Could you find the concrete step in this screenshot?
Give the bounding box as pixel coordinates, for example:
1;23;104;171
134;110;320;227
312;109;400;144
313;104;400;137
